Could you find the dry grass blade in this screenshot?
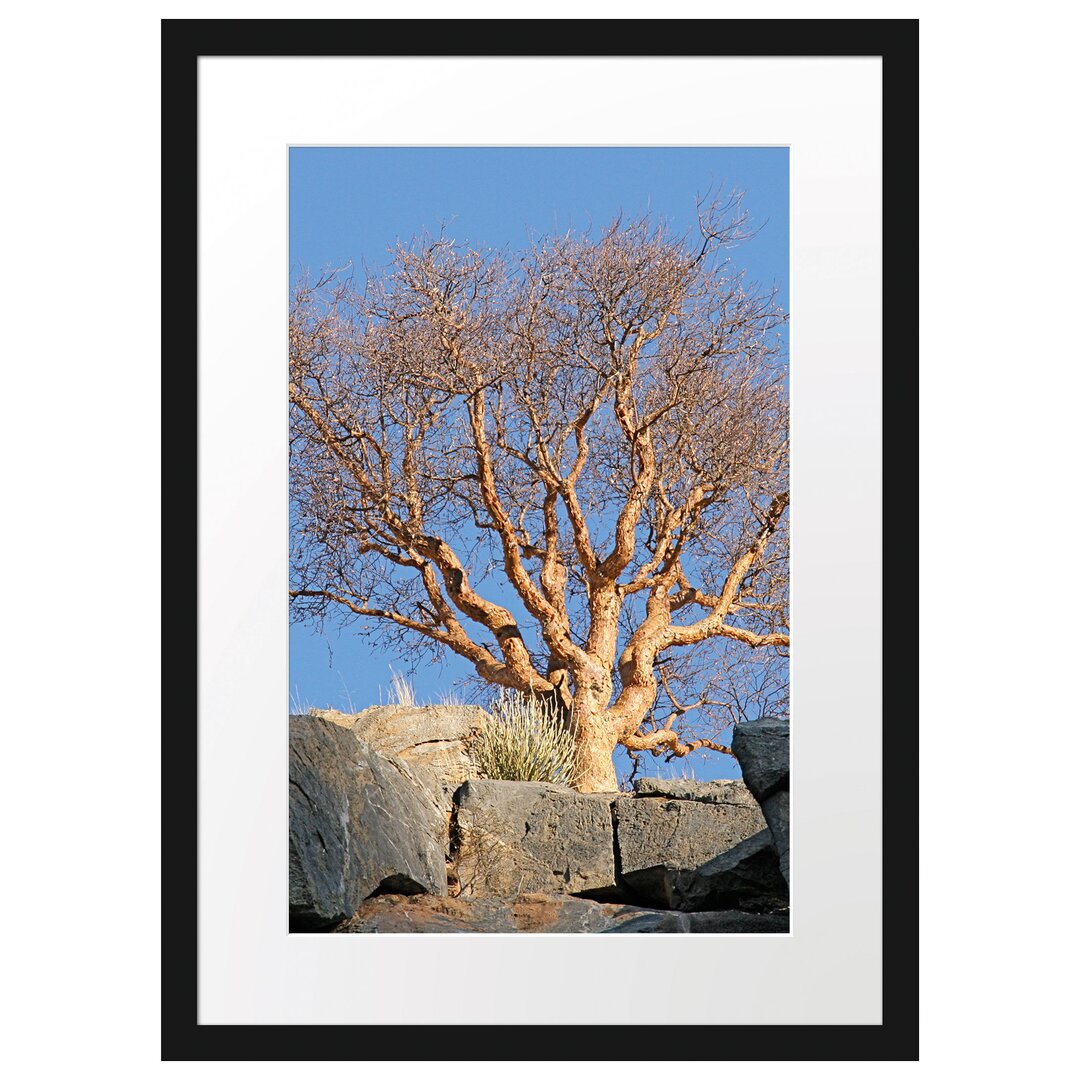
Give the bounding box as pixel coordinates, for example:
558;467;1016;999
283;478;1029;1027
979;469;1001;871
387;667;417;706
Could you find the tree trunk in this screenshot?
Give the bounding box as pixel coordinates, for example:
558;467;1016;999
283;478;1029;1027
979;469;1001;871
572;717;619;793
537;683;620;793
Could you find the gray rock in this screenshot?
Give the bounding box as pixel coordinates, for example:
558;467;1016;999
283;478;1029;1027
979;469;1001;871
452;780;617;899
603;909;789;933
761;789;790;885
730;717;789;801
332;892;664;933
380;754;453;850
669;828;788;912
311;704;489;817
289;714;448;929
731;717;790;884
616;793;765;904
632;777;762;808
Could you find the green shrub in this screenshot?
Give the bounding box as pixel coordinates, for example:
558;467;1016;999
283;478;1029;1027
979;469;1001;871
471;690;578;785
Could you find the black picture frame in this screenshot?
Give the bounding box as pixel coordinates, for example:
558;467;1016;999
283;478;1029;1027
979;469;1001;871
162;18;918;1061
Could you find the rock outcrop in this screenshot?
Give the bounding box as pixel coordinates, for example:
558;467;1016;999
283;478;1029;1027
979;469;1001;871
289;714;448;929
452;780;617;899
288;706;791;933
731;717;791;885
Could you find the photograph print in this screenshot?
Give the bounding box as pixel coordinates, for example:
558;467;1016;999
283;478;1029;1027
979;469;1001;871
288;146;791;935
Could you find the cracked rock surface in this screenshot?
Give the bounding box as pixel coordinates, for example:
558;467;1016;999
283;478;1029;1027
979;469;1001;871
452;780;617;899
616;787;766;905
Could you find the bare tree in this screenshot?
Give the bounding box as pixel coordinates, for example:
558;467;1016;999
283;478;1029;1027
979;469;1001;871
290;191;789;792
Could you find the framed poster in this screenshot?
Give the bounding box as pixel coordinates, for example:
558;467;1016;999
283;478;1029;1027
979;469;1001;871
163;19;917;1060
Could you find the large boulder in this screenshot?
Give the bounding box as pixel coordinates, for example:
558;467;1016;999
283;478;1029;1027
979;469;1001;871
616;782;766;905
333;892;664;933
311;704;489;816
667;829;788;912
289;714;448;929
452;780;617;899
731;717;790;884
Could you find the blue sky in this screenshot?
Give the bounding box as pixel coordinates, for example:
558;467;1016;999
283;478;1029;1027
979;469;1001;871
289;146;789;783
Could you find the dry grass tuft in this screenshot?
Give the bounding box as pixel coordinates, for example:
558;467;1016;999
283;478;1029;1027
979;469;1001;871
471;690;578;785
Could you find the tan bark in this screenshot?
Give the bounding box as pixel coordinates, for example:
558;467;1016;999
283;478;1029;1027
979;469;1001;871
572;729;621;794
567;701;620;794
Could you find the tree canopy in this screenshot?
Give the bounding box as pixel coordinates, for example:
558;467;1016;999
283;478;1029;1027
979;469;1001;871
290;190;789;791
